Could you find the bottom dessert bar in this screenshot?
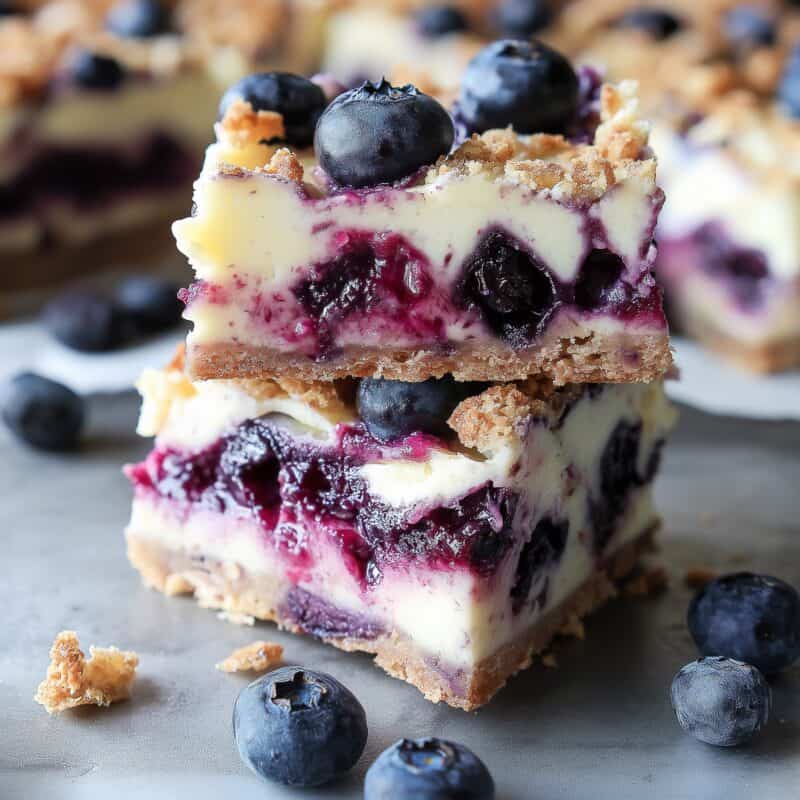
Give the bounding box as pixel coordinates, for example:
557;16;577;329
125;357;676;710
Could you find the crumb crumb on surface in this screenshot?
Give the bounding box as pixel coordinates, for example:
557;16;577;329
541;652;559;669
685;567;718;589
216;641;284;673
623;566;669;597
34;631;138;715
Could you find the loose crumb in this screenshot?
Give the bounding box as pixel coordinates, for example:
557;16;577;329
34;631;138;715
685;567;718;590
623;566;669;597
216;641;284;673
541;652;559;669
558;614;586;640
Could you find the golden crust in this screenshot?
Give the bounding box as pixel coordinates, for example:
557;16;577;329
216;640;284;673
34;630;139;715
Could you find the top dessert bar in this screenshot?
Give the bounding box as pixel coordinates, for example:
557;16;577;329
175;43;672;385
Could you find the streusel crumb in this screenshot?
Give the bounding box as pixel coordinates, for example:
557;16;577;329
34;631;138;715
623;566;669;597
448;384;534;452
260;148;304;183
216;640;284;673
218;99;285;150
685;567;718;590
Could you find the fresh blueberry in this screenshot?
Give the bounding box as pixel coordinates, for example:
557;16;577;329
69;50;126;91
495;0;552;38
0;2;20;16
232;666;367;787
1;372;84;451
106;0;170;38
724;6;775;48
365;737;495;800
617;8;683;40
457;39;579;134
219;72;326;148
458;230;558;347
670;657;770;747
357;376;483;441
688;572;800;674
42;290;131;352
778;44;800;119
314;80;454;188
115;276;183;335
416;5;469;38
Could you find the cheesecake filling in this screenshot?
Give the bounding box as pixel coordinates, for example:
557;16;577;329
126;373;676;669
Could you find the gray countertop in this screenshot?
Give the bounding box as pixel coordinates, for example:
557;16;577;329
2;394;799;800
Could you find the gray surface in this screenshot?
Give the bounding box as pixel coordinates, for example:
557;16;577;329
2;394;799;800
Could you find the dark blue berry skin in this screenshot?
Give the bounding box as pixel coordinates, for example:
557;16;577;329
416;5;469;38
458;230;558;347
778;45;800;119
43;290;132;352
688;573;800;674
496;0;552;38
314;80;454;188
457;39;579;135
1;373;84;452
232;666;367;788
116;276;183;335
724;6;775;48
69;50;126;91
670;657;771;747
357;376;484;442
617;8;682;40
106;0;170;38
0;2;20;16
365;738;495;800
219;72;326;148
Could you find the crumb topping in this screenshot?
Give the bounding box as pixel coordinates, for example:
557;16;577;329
216;640;283;673
34;630;139;715
218;98;285;150
259;146;304;183
685;567;718;589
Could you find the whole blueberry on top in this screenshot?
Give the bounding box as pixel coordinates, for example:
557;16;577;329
314;80;454;188
42;290;132;352
688;572;800;674
233;666;367;788
670;657;770;747
219;72;327;148
724;6;775;49
457;39;579;134
496;0;552;38
1;372;85;452
116;276;183;335
416;4;469;38
106;0;170;38
617;7;683;40
68;50;126;91
357;376;484;442
778;44;800;118
365;737;495;800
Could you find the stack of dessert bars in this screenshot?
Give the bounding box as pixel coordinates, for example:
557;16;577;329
126;60;677;710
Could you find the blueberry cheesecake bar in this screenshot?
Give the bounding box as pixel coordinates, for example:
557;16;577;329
125;348;676;709
0;0;329;302
176;42;672;385
548;0;800;371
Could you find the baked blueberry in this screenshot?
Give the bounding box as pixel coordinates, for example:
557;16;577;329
458;230;558;347
496;0;552;38
116;276;183;335
357;376;483;441
778;44;800;119
688;572;800;674
232;666;367;787
43;290;131;352
106;0;170;38
670;657;770;747
617;8;682;40
314;80;454;188
69;50;126;91
218;72;326;148
365;737;495;800
416;5;469;37
724;6;775;48
457;39;579;134
1;372;84;452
